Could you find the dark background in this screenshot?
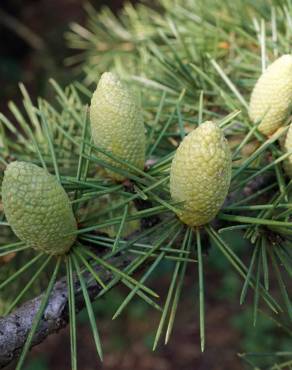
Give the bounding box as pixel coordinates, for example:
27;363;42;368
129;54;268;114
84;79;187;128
0;1;290;370
0;0;135;112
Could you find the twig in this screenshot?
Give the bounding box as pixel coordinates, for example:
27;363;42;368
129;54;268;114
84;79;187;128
0;194;160;368
0;253;131;368
0;174;274;368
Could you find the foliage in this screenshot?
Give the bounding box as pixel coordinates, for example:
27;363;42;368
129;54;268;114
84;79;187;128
0;0;291;369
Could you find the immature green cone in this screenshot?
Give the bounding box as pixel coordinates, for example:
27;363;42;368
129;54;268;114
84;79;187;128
170;121;231;226
249;55;292;136
2;161;77;255
90;72;146;181
283;123;292;178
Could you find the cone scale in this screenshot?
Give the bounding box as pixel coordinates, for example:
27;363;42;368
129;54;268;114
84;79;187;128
170;121;232;226
2;162;77;255
90;72;146;181
249;55;292;136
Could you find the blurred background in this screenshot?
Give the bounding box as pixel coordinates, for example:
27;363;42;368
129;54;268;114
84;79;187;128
0;1;291;370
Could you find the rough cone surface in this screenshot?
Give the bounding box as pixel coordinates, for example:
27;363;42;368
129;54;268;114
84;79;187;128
249;54;292;136
2;161;77;255
170;121;231;226
90;72;146;181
